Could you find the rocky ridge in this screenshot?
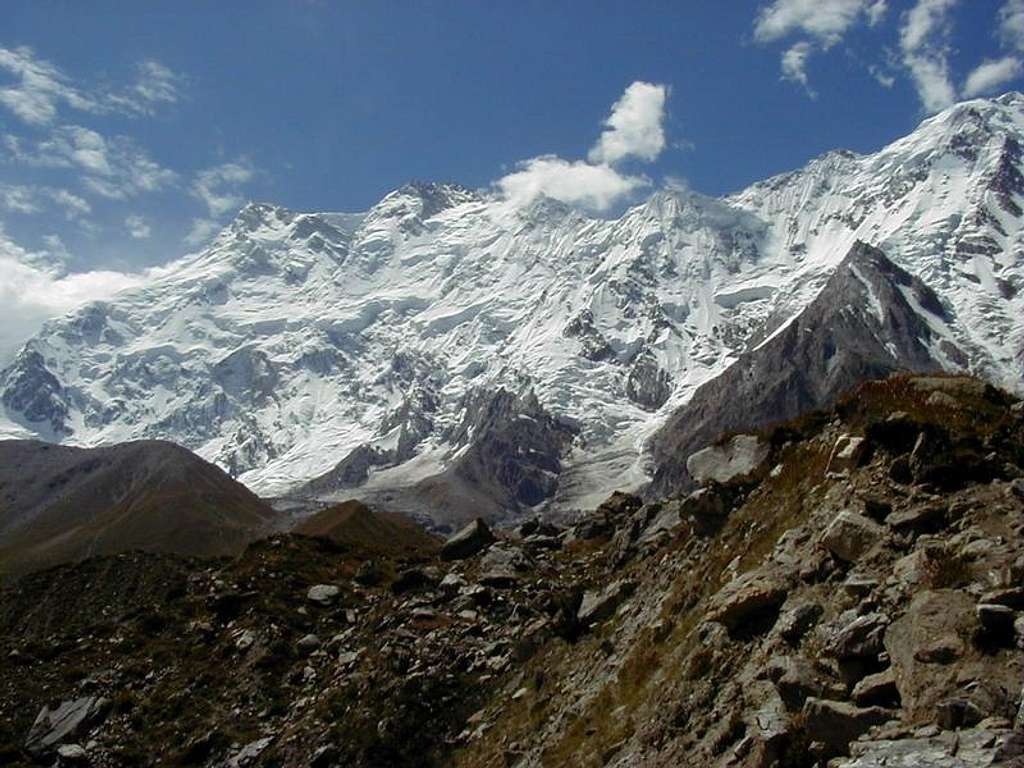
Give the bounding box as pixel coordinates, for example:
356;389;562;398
2;374;1023;766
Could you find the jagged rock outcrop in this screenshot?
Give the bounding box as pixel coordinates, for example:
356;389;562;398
649;241;951;496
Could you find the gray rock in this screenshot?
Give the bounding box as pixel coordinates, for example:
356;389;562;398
441;518;496;561
777;601;823;643
686;434;768;485
229;737;274;767
852;668;900;708
822;511;885;562
801;697;893;757
296;633;321;652
836;727;1018;767
707;567;788;633
306;584;341;605
828;435;867;475
56;743;88;763
829;612;889;659
885;503;947;533
577;580;636;628
25;696;107;756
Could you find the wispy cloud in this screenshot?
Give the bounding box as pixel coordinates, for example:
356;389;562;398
0;46;183;126
496;81;668;212
4;126;177;199
753;0;888;92
185;159;257;245
964;56;1024;97
125;214;152;239
899;0;958;113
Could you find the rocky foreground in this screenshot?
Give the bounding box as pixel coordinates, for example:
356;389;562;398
2;374;1024;767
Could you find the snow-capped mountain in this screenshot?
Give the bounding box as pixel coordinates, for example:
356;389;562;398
2;94;1023;525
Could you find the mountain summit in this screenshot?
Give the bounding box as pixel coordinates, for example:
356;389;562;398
1;94;1022;525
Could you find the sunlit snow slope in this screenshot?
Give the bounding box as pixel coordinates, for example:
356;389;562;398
2;94;1022;521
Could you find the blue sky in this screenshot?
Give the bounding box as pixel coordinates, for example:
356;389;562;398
0;0;1022;360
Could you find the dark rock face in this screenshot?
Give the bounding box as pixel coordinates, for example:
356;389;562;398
409;388;578;525
625;349;672;410
0;349;70;437
648;242;950;497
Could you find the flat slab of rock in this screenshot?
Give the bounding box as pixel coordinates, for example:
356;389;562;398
828;434;867;475
836;726;1020;767
686;434;768;485
441;518;495;561
577;580;636;627
25;696;107;756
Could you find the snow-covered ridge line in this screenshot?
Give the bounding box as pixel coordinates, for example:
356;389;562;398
1;94;1022;521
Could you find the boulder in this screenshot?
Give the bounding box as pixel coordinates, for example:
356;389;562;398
707;567;788;634
686;434;768;485
828;612;889;660
976;603;1016;647
885;503;947;534
766;654;825;711
852;668;900;708
822;511;885;563
306;584;341;605
440;518;496;561
801;698;893;758
828;435;867;475
25;696;108;756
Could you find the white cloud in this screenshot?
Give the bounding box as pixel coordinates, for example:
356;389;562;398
754;0;884;47
495;81;668;212
588;82;667;164
192;160;256;217
49;189;91;220
0;46;183;125
125;214;152;239
184;217;221;247
0;46;96;125
964;56;1024;97
497;156;648;211
0;184;40;214
0;185;91;220
1001;0;1024;50
782;42;816;93
6;125;177;199
900;0;958;113
0;227;150;364
754;1;888;93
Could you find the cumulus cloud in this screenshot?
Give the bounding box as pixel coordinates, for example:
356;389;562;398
0;184;92;220
184;159;257;246
0;227;149;364
964;56;1024;97
125;214;152;239
900;0;958;113
0;46;183;125
588;82;667;164
0;184;40;214
495;81;668;212
497;156;648;211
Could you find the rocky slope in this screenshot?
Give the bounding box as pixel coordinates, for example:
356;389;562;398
1;95;1023;524
0;439;277;576
2;374;1023;766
